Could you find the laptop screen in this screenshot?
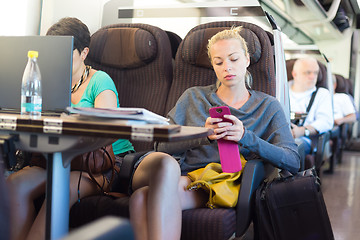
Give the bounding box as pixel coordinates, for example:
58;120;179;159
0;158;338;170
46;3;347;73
0;36;73;114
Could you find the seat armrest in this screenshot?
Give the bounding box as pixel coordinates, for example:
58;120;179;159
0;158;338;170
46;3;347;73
315;131;331;171
330;125;340;139
62;216;134;240
112;151;147;194
118;152;147;179
296;141;305;171
235;159;274;237
346;122;354;142
341;123;352;143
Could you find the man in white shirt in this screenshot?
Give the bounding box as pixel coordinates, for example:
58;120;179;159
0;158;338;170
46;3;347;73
289;57;333;155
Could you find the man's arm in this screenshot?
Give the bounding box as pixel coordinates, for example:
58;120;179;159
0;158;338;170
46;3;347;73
334;113;356;126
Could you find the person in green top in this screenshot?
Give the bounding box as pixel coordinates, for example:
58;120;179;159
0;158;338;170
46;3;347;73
70;64;134;155
6;17;134;240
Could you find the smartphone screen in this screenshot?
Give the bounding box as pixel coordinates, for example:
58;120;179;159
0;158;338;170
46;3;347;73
209;106;242;173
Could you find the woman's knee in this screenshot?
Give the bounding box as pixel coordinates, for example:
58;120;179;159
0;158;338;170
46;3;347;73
143;152;180;176
133;152;180;189
129;187;148;211
6;167;46;198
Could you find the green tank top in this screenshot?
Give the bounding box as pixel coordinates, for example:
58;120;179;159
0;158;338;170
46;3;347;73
71;71;134;154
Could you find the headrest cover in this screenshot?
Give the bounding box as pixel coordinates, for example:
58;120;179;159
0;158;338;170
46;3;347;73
181;27;261;69
89;27;157;69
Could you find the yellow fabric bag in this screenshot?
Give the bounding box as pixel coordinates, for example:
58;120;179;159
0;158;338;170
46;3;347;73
187;156;247;209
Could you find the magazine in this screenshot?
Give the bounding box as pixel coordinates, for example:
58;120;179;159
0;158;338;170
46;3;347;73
66;107;170;125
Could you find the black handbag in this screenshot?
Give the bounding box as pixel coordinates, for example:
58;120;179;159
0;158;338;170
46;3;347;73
254;168;334;240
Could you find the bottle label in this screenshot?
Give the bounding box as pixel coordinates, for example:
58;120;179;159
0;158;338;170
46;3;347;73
21;95;42;114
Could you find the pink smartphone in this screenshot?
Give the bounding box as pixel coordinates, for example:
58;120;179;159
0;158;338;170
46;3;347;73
209;106;242;173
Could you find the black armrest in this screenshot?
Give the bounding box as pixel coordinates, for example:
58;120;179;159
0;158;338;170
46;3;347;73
327;126;341;174
63;216;134;240
0;134;17;169
330;125;340;139
235;159;275;237
296;141;305;171
112;151;148;194
345;122;354;142
341;122;353;145
315;131;331;171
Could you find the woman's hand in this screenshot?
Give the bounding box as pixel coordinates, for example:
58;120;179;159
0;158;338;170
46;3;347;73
205;115;244;142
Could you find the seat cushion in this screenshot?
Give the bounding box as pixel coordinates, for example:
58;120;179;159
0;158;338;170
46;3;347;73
181;208;236;240
69;195;130;228
70;196;236;240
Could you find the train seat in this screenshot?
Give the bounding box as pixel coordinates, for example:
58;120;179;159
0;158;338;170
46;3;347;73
286;59;333;176
70;22;175;228
70;20;278;239
71;20;280;240
335;74;350;94
333;74;356;162
166;20;277;240
325;74;356;173
85;23;174;152
165;30;182;60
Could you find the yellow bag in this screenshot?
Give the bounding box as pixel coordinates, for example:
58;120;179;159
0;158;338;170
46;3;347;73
187;156;247;209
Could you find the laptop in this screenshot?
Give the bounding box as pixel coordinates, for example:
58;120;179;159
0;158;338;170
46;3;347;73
0;36;73;115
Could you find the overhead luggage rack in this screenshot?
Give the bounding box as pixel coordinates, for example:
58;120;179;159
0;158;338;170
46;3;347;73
259;0;356;42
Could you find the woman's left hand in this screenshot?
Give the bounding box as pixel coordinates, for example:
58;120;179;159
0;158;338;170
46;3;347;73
205;114;245;142
222;115;245;142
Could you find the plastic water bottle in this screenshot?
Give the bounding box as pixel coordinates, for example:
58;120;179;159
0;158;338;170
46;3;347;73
21;50;42;116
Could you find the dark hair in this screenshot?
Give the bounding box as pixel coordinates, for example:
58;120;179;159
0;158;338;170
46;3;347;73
46;17;90;53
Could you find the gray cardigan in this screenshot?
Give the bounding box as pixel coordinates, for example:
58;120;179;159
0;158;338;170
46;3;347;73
156;85;300;174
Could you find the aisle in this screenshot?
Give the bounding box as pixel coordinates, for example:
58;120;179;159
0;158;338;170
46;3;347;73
321;151;360;240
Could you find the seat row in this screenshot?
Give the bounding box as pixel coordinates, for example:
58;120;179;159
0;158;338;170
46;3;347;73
286;59;355;175
70;20;279;240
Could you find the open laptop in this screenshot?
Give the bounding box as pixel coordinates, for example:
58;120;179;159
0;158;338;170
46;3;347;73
0;36;73;115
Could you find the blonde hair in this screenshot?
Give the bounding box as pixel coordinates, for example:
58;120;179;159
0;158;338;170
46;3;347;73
207;26;252;89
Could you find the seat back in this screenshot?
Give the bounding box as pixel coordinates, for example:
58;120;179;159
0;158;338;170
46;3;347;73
317;61;328;88
86;23;173;151
165;31;182;60
335;74;350;94
286;58;328;88
334;74;356;161
71;21;278;240
165;21;276;114
346;77;354;96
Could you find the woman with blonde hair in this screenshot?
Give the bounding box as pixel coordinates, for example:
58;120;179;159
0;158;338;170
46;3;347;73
129;26;300;240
